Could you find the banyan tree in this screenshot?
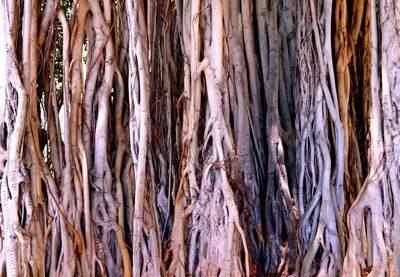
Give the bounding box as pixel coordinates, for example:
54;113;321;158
0;0;399;276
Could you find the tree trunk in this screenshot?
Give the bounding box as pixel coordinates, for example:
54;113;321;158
0;0;399;276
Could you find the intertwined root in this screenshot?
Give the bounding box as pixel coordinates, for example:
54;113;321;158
1;0;400;276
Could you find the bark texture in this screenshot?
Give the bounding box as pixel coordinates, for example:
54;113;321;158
0;0;398;276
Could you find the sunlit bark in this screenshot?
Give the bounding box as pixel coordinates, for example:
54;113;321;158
0;0;399;276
